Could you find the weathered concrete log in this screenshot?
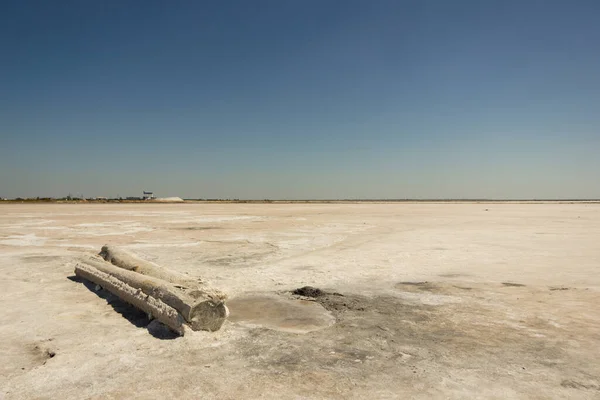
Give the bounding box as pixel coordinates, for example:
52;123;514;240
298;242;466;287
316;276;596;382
99;245;225;299
76;256;229;331
75;262;186;335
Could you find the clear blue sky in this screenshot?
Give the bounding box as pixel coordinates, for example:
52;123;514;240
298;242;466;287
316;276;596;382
1;0;599;199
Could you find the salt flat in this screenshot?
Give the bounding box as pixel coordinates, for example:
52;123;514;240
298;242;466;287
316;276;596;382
1;203;599;399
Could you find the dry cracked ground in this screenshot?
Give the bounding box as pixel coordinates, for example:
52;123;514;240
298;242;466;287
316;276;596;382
1;202;599;399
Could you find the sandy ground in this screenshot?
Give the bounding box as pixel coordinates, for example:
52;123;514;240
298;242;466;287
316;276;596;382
1;203;599;399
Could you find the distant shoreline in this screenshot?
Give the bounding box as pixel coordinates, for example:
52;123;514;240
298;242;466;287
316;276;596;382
1;199;599;204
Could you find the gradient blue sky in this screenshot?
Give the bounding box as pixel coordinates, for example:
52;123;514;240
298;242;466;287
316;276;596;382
1;0;599;199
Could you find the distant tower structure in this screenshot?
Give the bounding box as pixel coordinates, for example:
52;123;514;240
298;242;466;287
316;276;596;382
143;191;155;200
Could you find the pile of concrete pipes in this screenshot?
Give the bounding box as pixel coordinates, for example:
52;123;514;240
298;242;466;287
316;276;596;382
74;245;228;335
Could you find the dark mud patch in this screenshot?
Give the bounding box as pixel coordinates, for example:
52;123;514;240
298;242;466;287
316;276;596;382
237;288;530;387
453;286;473;290
502;282;526;287
291;287;371;312
292;286;325;298
221;283;600;398
561;379;600;391
237;292;438;374
313;292;372;313
399;281;429;286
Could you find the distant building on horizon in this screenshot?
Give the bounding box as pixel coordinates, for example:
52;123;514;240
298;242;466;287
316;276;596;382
143;191;155;200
